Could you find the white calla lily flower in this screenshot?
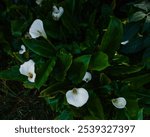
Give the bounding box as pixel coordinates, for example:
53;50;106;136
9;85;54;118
19;45;26;54
36;0;43;5
66;88;89;107
29;19;47;39
121;40;129;45
19;59;36;83
112;97;127;109
82;72;92;83
52;5;64;21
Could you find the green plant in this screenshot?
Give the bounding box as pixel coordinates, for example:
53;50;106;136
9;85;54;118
0;0;150;120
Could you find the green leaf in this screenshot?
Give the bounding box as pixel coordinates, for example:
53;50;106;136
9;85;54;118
68;55;91;84
35;58;56;89
100;16;123;58
137;108;144;120
143;48;150;69
129;11;146;22
123;73;150;89
40;82;70;97
55;110;73;120
11;20;28;37
100;73;112;85
87;91;104;119
106;65;144;77
43;20;61;39
143;15;150;33
89;51;110;71
134;2;149;11
22;39;55;58
0;66;25;82
121;37;143;54
53;49;72;81
123;23;140;41
127;99;139;119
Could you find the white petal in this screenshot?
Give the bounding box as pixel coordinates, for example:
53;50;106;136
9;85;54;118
29;19;47;39
112;97;127;109
82;72;92;83
19;45;26;54
66;88;89;107
53;5;59;13
52;6;64;21
121;40;129;45
36;0;43;5
19;59;36;82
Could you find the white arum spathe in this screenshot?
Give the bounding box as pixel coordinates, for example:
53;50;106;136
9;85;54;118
29;19;47;39
19;45;26;54
52;5;64;21
66;88;89;107
112;97;127;109
19;59;36;83
121;40;129;45
36;0;43;5
82;72;92;83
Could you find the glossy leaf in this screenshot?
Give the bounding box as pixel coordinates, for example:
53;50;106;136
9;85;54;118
143;15;150;33
0;66;26;82
120;37;143;54
127;99;139;119
100;16;123;58
123;73;150;89
129;11;146;22
40;82;70;97
35;58;56;89
55;110;73;120
68;55;91;84
11;20;28;37
53;49;72;81
89;51;110;71
106;65;144;77
22;39;55;58
143;48;150;69
87;91;105;119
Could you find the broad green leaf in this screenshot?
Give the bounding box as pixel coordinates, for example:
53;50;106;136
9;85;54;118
120;37;143;54
89;51;110;71
23;81;35;89
40;82;70;97
143;48;150;69
43;20;60;40
45;97;60;112
100;73;112;85
106;65;144;77
143;37;150;48
55;110;73;120
123;73;150;89
35;58;56;89
123;23;140;41
127;99;139;119
53;49;72;81
22;39;55;58
134;1;150;11
68;55;91;84
100;16;123;58
0;66;25;82
56;42;81;55
143;15;150;33
137;108;144;120
11;20;28;37
87;91;104;119
129;11;146;22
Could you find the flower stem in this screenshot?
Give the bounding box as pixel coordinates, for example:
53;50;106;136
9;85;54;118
46;38;57;51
